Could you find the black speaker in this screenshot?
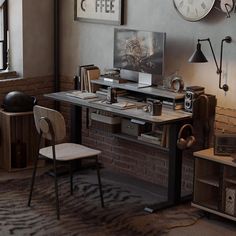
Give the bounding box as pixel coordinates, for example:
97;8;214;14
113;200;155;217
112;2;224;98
184;86;205;112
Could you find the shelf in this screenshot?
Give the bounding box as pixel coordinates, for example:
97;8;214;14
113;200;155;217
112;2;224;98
196;176;219;187
194;199;218;211
225;176;236;185
91;79;185;100
192;203;236;222
194;148;236;167
113;133;169;152
193;149;236;222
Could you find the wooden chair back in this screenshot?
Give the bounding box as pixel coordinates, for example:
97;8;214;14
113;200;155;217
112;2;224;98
33;105;66;142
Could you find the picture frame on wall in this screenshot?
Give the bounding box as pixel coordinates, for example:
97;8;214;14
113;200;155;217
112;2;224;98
74;0;124;25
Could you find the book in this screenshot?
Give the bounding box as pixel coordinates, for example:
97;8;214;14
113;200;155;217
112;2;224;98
79;65;99;91
96;90;107;96
94;100;136;110
111;101;136;109
139;125;169;147
87;67;100;92
141;131;162;141
79;64;94;91
162;100;184;110
102;76;127;84
66;91;98;100
138;135;161;145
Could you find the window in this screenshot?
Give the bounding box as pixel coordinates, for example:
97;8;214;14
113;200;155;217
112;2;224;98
0;0;7;70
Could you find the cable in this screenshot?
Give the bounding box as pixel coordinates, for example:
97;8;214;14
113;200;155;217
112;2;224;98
166;214;205;231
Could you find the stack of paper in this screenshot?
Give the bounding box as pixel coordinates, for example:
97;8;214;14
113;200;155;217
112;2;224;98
66;91;98;99
111;101;136;109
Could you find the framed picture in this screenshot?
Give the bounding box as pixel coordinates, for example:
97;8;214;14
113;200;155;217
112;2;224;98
74;0;124;25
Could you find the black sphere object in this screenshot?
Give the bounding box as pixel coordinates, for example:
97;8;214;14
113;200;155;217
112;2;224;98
2;91;37;112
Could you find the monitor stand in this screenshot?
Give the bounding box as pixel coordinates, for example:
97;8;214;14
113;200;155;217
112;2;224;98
137;72;152;88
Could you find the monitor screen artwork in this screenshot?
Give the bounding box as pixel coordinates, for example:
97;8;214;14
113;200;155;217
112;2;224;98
114;29;166;75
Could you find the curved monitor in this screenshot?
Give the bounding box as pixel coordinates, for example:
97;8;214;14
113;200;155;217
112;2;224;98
113;29;166;76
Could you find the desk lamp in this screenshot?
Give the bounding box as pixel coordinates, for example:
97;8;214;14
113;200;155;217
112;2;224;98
189;36;232;92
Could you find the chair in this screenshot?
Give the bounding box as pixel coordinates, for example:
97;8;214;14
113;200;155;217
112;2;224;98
28;105;104;219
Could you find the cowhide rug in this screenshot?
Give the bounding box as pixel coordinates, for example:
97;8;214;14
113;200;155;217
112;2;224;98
0;170;203;236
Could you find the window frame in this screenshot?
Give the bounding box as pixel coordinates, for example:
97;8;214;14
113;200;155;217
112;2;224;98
0;0;8;71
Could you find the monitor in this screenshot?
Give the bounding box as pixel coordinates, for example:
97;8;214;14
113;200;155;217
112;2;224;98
113;28;166;83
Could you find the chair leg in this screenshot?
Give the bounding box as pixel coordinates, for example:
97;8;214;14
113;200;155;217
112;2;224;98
96;157;104;208
28;154;39;207
70;161;73;195
53;159;60;220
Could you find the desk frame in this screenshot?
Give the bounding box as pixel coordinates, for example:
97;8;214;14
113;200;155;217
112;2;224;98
45;91;192;212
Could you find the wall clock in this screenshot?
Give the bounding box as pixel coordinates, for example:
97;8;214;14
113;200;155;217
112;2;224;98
173;0;216;21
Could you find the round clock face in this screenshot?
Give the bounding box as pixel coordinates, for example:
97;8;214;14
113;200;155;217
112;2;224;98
173;0;216;21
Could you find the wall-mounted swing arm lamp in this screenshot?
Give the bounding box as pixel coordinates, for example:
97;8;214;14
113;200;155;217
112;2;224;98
188;36;232;92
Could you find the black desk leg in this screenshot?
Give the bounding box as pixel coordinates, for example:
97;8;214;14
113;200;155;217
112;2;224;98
168;123;183;205
70;105;83;170
71;105;82;144
144;122;187;213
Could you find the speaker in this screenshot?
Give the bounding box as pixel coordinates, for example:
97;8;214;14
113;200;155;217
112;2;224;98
192;94;217;121
177;124;196;150
184;86;205;112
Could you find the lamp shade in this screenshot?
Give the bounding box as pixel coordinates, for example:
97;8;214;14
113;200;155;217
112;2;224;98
189;43;208;63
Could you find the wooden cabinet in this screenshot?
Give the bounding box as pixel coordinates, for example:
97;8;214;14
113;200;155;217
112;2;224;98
193;148;236;221
0;110;43;172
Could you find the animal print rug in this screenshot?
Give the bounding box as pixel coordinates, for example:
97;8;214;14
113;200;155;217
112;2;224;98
0;170;203;236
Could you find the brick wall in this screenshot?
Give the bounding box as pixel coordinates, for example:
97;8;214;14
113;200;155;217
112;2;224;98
215;106;236;133
82;111;170;187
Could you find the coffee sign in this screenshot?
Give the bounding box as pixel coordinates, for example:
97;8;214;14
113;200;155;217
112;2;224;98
75;0;124;25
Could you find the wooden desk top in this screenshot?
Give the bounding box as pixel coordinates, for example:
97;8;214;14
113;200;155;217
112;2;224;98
194;148;236;167
45;91;192;124
0;109;33;117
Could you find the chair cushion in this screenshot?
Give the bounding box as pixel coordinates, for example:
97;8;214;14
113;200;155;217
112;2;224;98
39;143;101;161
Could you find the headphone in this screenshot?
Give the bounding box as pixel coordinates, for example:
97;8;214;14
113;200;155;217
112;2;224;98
177;124;196;150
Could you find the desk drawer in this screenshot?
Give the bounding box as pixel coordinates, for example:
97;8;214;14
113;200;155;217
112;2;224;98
121;118;151;136
91;112;121;133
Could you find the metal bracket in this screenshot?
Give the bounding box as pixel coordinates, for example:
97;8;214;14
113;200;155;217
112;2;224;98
219;0;235;18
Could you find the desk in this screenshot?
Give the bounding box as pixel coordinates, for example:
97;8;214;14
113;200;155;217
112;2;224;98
45;91;192;212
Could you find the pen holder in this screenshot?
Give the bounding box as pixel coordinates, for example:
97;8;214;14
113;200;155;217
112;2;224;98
106;87;117;104
147;100;162;116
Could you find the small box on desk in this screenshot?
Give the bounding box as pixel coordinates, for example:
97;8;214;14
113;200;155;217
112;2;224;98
90;112;121;133
121;118;152;137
